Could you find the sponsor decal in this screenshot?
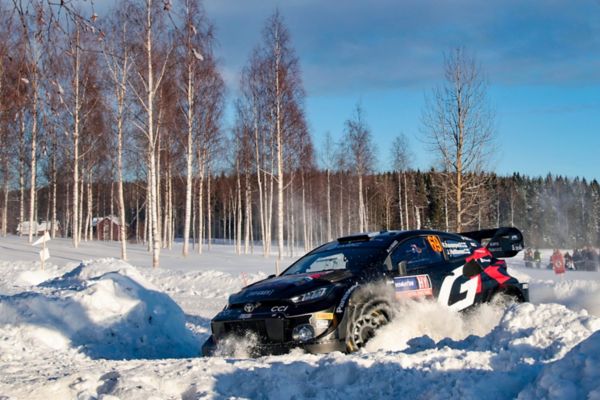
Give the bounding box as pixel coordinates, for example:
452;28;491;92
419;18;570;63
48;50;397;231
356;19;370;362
247;289;274;297
336;283;359;313
443;241;469;249
315;319;330;329
447;248;472;256
239;313;252;319
271;305;288;312
314;312;334;320
438;265;478;311
443;241;471;256
393;275;433;299
427;235;443;252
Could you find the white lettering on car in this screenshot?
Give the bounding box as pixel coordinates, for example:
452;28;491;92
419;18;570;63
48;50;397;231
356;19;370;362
336;283;359;313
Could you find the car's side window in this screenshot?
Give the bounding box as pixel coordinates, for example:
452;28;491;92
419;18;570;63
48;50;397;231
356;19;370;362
391;236;444;271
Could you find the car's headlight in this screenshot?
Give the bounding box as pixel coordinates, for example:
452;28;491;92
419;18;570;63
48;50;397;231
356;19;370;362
290;287;329;304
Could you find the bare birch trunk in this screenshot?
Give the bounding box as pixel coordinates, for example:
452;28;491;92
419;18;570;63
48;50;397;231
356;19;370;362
28;79;38;243
397;172;403;230
110;181;114;241
236;160;242;254
358;174;365;232
326;169;332;241
404;173;409;229
19;112;25;234
117;90;127;258
290;182;295;257
302;173;307;251
197;153;205;254
146;0;161;268
254;109;267;256
65;183;70;238
244;172;251;254
338;175;344;237
182;59;194;256
51;141;57;238
72;28;81;248
207;167;212;249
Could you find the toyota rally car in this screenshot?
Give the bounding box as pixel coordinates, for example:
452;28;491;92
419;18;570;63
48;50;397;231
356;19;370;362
202;227;529;356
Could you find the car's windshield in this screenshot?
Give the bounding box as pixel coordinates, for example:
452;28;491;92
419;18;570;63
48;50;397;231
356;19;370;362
282;246;387;275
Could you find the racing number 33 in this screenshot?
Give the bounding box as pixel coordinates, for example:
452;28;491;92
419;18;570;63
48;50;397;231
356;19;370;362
427;235;443;252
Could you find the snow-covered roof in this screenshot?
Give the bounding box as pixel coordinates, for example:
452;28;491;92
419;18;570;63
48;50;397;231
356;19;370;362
17;221;60;232
93;215;129;227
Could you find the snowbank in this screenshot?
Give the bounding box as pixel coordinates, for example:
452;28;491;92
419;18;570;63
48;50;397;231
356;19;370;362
0;259;199;360
519;330;600;399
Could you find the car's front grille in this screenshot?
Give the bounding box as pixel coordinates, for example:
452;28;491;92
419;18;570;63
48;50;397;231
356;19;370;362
223;320;268;340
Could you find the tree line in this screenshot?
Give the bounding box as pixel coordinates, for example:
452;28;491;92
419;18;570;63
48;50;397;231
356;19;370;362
0;0;597;268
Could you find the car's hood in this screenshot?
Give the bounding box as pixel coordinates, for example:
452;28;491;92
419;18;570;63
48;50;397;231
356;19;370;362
228;269;353;305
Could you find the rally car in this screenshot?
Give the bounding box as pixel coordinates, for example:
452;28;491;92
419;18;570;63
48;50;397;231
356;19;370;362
202;227;528;356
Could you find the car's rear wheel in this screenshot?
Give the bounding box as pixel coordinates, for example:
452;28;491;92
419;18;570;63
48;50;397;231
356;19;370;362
491;289;525;307
346;302;390;352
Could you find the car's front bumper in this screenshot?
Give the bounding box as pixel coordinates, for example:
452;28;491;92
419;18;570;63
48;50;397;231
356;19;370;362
202;309;346;356
201;333;346;356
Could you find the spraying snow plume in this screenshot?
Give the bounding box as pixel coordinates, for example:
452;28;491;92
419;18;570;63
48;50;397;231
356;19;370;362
212;332;261;358
366;298;508;352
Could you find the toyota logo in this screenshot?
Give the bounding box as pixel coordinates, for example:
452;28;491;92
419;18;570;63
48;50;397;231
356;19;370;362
244;303;256;313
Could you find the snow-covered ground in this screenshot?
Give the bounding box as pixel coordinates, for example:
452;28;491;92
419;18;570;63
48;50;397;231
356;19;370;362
1;235;600;399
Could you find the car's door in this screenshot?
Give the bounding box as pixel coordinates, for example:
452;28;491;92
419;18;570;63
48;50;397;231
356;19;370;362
388;235;447;299
436;234;482;310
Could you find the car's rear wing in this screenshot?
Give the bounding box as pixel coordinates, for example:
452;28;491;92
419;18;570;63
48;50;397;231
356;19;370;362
460;227;524;258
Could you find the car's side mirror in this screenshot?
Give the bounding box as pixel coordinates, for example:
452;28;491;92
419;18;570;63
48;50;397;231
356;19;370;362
267;274;276;279
397;261;407;276
463;260;483;278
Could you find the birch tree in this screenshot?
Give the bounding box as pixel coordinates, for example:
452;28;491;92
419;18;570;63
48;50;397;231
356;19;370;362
102;3;132;259
344;103;375;233
422;48;494;231
390;134;411;230
129;0;173;268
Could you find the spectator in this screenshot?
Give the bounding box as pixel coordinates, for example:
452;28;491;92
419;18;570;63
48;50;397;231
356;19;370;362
573;249;582;270
564;251;575;270
551;249;566;275
534;249;541;269
524;248;533;268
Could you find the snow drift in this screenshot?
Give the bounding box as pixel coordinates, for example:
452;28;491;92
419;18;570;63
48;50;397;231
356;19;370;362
0;259;199;360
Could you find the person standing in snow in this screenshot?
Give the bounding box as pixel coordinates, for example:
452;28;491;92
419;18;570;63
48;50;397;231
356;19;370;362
551;249;566;275
564;251;574;270
533;249;541;269
524;248;533;268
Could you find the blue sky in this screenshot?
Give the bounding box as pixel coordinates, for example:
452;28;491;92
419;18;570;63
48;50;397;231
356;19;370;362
91;0;600;179
198;0;600;180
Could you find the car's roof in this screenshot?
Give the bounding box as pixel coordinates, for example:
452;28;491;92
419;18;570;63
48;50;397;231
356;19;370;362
317;229;468;252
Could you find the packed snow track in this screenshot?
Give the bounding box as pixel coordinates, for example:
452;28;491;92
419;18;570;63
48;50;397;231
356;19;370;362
0;237;599;399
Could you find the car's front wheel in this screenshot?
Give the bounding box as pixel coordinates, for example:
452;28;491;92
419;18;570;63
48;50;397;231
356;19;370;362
346;302;391;352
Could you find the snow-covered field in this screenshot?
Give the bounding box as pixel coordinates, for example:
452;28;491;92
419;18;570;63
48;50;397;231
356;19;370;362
1;236;600;399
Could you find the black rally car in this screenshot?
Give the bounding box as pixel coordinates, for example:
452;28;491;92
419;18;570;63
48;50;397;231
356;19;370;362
202;227;528;355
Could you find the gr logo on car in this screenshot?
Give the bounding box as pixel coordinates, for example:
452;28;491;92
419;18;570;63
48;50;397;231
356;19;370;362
271;305;288;312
